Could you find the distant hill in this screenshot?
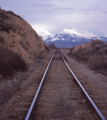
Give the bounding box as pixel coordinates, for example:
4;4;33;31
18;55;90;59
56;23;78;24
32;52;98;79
44;33;107;48
0;9;47;65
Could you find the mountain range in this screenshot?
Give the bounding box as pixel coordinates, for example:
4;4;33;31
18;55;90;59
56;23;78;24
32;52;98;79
44;33;107;48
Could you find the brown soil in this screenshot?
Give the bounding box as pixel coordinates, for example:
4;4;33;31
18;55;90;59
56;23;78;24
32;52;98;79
0;50;107;120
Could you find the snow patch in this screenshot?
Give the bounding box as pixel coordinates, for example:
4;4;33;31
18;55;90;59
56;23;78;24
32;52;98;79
72;40;76;42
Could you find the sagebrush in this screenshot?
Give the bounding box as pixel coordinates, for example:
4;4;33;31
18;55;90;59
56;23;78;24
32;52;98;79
69;39;107;75
0;47;27;78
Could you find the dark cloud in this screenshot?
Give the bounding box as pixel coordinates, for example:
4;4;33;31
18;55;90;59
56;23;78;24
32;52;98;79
1;0;107;37
84;13;90;15
57;7;74;10
31;3;58;8
31;3;74;11
101;10;107;14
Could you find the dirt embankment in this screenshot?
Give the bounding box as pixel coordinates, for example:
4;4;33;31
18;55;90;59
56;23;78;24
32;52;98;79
0;9;48;65
0;8;49;107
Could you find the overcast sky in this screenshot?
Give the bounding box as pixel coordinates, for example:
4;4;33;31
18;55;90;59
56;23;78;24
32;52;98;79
1;0;107;39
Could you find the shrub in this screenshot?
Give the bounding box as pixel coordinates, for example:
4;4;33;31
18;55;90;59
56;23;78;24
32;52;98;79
69;39;107;75
0;54;14;77
8;52;28;72
89;39;104;47
0;36;4;43
0;10;9;19
89;55;107;70
48;43;57;49
7;10;22;19
0;47;27;78
69;46;75;52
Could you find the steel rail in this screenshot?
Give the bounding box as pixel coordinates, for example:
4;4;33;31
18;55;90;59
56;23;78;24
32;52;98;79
24;53;55;120
60;52;106;120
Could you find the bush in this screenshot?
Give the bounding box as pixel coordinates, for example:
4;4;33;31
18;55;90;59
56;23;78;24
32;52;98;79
89;55;107;70
69;39;107;75
8;52;28;72
0;47;27;78
0;54;14;77
7;10;22;19
48;43;57;49
89;39;104;47
69;46;75;52
0;10;9;19
0;36;4;43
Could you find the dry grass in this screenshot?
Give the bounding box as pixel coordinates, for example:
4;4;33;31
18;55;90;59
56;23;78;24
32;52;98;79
0;47;27;78
0;36;4;44
69;39;107;75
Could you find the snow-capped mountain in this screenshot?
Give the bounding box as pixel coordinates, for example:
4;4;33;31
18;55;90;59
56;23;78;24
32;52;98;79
44;33;90;48
44;33;107;48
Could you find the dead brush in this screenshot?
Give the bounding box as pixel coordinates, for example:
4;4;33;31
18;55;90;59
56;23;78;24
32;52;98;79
89;55;107;71
0;47;27;78
0;53;15;77
8;52;28;72
69;39;107;75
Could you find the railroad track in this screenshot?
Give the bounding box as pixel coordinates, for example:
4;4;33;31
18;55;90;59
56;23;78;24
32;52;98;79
24;50;106;120
4;50;106;120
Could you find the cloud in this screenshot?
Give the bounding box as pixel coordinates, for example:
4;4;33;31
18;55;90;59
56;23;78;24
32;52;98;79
57;7;74;10
103;30;107;37
62;28;97;38
79;29;97;38
98;29;107;37
31;3;57;8
31;3;74;11
1;0;107;38
82;24;97;28
63;28;81;36
31;24;52;40
84;13;90;15
36;28;52;36
101;10;107;14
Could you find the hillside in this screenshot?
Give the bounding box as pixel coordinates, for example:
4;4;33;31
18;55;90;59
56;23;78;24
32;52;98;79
0;9;47;66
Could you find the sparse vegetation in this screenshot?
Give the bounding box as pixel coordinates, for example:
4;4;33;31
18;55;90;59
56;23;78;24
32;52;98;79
0;36;4;43
7;10;22;19
69;39;107;75
0;20;15;33
0;10;9;19
0;10;21;33
0;47;27;78
48;43;57;49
